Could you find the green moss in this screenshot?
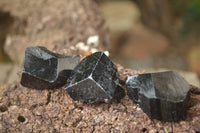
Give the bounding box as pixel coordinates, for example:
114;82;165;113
180;0;200;36
187;0;200;15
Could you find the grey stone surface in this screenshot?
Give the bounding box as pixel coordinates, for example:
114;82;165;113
20;46;80;89
147;68;200;87
65;52;124;104
125;71;190;121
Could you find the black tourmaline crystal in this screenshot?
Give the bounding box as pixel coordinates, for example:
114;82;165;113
65;52;124;104
125;71;190;122
20;46;80;89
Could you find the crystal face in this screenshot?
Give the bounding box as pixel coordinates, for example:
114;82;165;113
65;52;125;104
125;71;190;121
20;46;80;89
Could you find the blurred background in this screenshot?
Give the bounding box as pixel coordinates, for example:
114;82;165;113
0;0;200;86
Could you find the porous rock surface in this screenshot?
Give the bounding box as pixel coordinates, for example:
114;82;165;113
0;1;200;132
0;0;109;64
0;65;200;132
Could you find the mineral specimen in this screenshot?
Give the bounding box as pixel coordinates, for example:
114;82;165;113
20;46;80;89
65;52;124;104
125;71;190;121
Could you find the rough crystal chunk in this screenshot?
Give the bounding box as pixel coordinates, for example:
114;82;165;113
125;71;190;121
65;52;124;104
20;46;80;89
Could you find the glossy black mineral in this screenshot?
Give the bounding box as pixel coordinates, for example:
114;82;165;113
20;46;80;89
65;52;125;104
125;71;190;122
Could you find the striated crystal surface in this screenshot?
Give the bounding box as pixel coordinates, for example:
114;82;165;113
20;46;80;89
125;71;190;121
65;52;124;104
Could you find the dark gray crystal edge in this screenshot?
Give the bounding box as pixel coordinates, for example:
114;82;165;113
20;46;80;89
125;71;190;122
65;52;125;104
